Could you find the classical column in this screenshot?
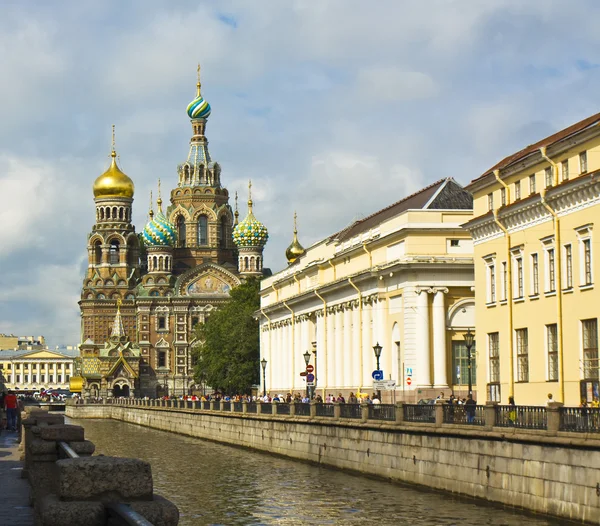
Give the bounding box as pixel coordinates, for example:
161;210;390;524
433;288;449;388
415;288;432;387
327;307;335;389
334;307;343;389
362;299;373;387
352;303;361;390
343;304;352;388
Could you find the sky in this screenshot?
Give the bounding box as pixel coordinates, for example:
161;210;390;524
2;0;600;346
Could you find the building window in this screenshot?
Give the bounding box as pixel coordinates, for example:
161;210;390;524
583;238;593;285
109;240;120;265
582;319;598;380
197;216;208;246
49;374;53;383
220;216;228;248
24;374;29;383
450;239;460;247
452;341;476;386
547;248;556;292
488;193;494;211
41;374;45;383
562;160;569;181
158;316;166;330
487;262;496;303
529;174;536;195
502;261;508;301
57;375;62;383
516;328;529;382
501;187;506;206
158;351;167;368
531;253;539;295
32;374;37;383
488;332;500;383
16;374;20;383
515;256;523;299
545;167;553;188
565;244;573;289
515;180;521;200
580;151;588;173
547;324;558;381
176;216;186;248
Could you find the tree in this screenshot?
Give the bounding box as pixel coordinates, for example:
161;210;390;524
192;278;260;394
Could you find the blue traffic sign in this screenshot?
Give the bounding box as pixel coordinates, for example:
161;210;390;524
306;373;315;382
372;370;384;381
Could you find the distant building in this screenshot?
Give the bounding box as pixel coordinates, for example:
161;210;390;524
464;112;600;406
0;334;46;351
259;179;474;401
0;347;77;392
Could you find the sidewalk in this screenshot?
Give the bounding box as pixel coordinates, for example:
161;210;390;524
0;429;34;525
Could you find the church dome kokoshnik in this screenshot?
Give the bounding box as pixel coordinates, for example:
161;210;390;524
233;182;268;248
186;65;211;120
142;194;177;247
93;150;135;199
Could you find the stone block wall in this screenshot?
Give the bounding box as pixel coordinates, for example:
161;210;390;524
66;404;600;525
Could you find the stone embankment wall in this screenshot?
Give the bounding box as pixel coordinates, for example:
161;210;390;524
67;404;600;525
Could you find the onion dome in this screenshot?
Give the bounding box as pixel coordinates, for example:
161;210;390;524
186;64;211;119
142;189;177;247
93;150;135;199
233;182;268;248
286;212;306;264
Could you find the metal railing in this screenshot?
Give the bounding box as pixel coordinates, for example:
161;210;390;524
233;401;243;412
368;404;396;421
443;404;485;426
276;403;290;415
294;403;311;416
246;401;257;414
560;407;600;433
495;405;547;429
403;404;436;423
340;403;362;419
222;401;231;412
202;401;210;410
316;403;335;417
213;400;220;411
260;402;272;414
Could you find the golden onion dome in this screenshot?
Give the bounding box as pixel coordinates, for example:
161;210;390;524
285;212;306;264
93;151;135;199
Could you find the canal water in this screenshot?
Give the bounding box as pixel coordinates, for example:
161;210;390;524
69;418;566;526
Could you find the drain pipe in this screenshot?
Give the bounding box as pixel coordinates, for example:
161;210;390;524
493;169;515;400
314;289;328;398
539;147;565;403
348;277;363;391
260;309;272;396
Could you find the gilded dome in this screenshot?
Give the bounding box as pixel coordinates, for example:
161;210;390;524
285;212;306;263
142;202;177;247
93;151;135;199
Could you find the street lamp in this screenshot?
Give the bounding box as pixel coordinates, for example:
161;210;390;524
312;341;317;397
373;342;382;400
463;328;475;396
260;358;267;397
303;350;311;399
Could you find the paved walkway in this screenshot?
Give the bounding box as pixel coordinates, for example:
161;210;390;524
0;430;34;525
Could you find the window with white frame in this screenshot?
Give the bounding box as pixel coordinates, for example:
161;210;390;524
501;187;506;206
488;193;494;211
515;180;521;200
582;318;598;380
513;253;524;299
562;159;569;181
546;323;558;381
564;244;573;289
545;167;553;188
488;332;500;384
515;328;529;382
531;253;539;296
486;260;496;303
542;237;556;293
576;224;593;287
501;261;508;301
580;151;588;173
529;174;536;194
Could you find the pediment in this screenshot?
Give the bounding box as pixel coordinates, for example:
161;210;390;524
175;263;240;297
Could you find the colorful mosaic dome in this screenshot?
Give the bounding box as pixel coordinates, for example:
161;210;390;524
233;209;268;248
142;206;177;247
187;94;211;120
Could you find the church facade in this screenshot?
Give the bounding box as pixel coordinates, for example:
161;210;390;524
76;71;268;398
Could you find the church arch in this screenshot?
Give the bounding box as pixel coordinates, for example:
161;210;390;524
94;240;102;265
176;216;186;247
109;239;120;265
197;215;208;246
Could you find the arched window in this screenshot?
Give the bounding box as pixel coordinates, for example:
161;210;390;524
198;216;208;246
244;256;249;271
220;216;228;247
109;240;120;265
177;216;186;247
127;239;136;266
94;241;102;265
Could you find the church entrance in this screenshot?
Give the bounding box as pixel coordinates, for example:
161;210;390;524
113;384;130;398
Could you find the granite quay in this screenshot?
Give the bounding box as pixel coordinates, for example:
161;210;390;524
17;406;179;525
67;399;600;525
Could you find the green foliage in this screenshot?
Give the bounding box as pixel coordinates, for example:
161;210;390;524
192;278;260;394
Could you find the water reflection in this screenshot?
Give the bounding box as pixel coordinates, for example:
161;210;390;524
69;418;566;526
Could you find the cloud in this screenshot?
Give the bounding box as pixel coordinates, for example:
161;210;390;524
357;68;439;102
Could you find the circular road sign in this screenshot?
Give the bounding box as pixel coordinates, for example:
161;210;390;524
406;377;412;386
306;365;314;373
306;373;315;382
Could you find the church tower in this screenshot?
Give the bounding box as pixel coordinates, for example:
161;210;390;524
167;65;236;274
233;181;269;278
80;127;140;345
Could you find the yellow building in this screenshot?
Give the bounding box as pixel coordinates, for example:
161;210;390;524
464;112;600;406
259;179;475;401
0;334;46;350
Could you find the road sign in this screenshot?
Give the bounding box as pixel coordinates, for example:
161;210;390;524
372;370;384;381
406;367;413;377
300;371;307;377
306;373;315;383
406;377;412;386
373;380;396;391
306;365;314;373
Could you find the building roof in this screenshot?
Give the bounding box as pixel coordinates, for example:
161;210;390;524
329;178;472;243
0;348;79;359
472;111;600;184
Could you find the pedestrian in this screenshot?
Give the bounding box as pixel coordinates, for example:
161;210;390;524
465;394;477;423
4;390;18;432
336;393;345;404
348;392;357;404
508;396;517;425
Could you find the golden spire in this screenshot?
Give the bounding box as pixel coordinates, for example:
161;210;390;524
286;211;306;264
157;178;163;213
110;298;126;340
248;180;253;213
149;191;154;220
93;124;135;199
234;191;239;225
196;63;202;98
293;211;298;235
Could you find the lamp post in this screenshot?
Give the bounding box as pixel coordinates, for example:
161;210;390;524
260;358;267;397
463;328;475;397
312;341;317;398
373;342;382;400
303;350;311;399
